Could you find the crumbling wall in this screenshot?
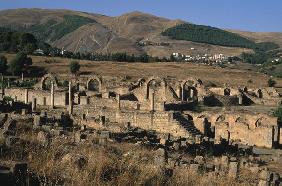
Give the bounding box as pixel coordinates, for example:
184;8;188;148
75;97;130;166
5;88;67;106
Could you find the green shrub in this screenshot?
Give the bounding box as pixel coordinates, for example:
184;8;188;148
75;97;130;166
70;61;80;74
268;78;276;87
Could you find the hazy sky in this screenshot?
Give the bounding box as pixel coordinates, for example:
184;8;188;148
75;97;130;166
1;0;281;32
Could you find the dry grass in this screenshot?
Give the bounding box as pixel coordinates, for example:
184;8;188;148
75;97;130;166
2;53;281;88
0;120;259;186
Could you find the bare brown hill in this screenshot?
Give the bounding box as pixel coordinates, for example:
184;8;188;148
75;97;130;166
0;8;281;57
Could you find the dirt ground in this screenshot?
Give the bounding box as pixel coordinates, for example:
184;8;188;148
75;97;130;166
3;53;282;88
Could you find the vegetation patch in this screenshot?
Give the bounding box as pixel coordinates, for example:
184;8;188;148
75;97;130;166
27;15;96;42
162;23;257;48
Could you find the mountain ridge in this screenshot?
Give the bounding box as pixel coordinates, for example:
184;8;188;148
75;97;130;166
0;8;281;57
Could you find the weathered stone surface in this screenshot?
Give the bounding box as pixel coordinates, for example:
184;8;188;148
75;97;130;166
33;115;41;126
194;156;205;164
154;148;167;168
228;161;238;178
37;131;51;146
259;170;271;181
190;163;199;174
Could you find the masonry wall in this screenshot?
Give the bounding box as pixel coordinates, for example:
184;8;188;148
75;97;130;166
5;88;67;106
73;105;191;138
215;122;274;148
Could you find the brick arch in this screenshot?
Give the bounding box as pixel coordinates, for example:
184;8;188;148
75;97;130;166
136;78;146;87
40;74;58;90
145;76;167;99
87;75;102;92
181;78;202;101
181;78;202;88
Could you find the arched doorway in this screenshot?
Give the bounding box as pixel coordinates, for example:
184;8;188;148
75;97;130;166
87;76;102;92
40;74;58;90
145;77;167;100
181;78;201;101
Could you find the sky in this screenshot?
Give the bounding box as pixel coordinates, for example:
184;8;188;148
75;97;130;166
0;0;282;32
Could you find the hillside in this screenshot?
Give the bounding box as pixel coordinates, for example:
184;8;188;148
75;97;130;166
0;8;281;57
162;23;257;49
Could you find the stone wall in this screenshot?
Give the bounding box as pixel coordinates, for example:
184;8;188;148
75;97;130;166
5;88;67;106
185;111;280;148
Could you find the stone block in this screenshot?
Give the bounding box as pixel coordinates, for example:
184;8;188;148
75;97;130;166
221;156;229;167
37;131;51;146
33;115;41;126
258;180;269;186
100;131;111;138
228;161;238;178
190;163;199;174
194;156;205;164
173;141;180;151
259;170;271;181
154;148;167;167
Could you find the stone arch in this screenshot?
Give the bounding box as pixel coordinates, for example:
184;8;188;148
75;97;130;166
181;78;202;101
145;76;167;99
87;76;102;92
216;115;225;122
181;78;202;88
136;78;146;87
255;117;264;127
40;74;58;90
185;114;193;121
257;89;263;98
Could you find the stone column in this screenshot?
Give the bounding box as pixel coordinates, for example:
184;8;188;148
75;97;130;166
25;89;29;104
21;73;24;81
190;89;194;99
32;97;37;112
238;94;243;105
50;81;54;109
43;97;46;106
151;92;155;111
68;81;73;115
117;94;121;110
181;86;185;101
177;85;182;100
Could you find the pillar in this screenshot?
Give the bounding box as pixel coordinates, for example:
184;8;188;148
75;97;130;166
177;85;182;100
68;81;73;115
117;94;121;110
151;92;155;111
238;94;243;105
190;89;194;99
21;73;24;81
32;97;37;112
181;85;185;101
50;81;54;109
25;89;29;104
43;97;46;106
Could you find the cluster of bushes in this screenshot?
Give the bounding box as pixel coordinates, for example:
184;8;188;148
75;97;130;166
0;52;32;76
0;27;52;54
61;51;170;63
241;46;280;64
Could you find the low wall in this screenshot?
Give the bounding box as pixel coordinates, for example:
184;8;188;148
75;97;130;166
5;88;67;106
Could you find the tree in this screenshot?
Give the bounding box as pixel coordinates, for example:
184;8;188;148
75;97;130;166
0;55;8;74
268;78;276;87
70;61;80;74
8;52;32;75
